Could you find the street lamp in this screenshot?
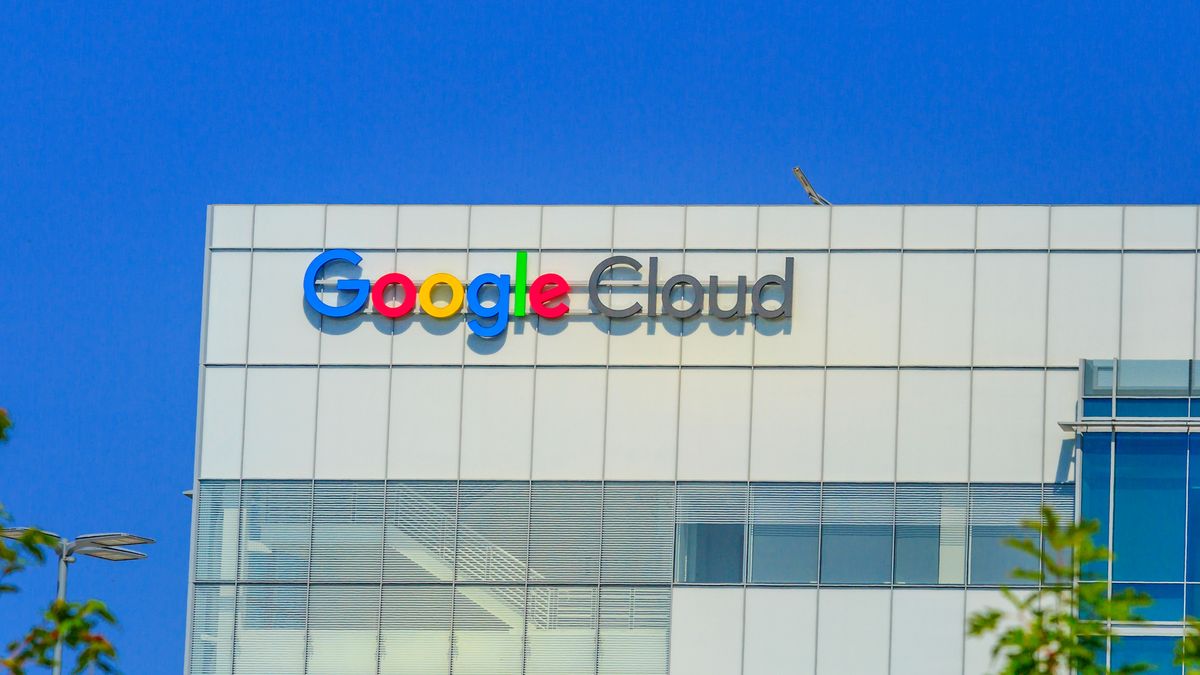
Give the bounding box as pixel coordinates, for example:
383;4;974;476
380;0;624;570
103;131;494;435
1;527;153;675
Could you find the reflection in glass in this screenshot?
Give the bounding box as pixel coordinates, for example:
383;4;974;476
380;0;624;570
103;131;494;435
1116;359;1190;397
1113;583;1183;622
674;483;747;584
748;483;818;584
1113;433;1186;582
379;585;453;675
1110;636;1178;673
1080;433;1112;580
820;483;893;584
968;484;1041;586
895;484;967;585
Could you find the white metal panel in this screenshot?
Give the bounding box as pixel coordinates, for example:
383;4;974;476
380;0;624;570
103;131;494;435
1044;368;1078;482
1046;253;1121;366
387;368;461;480
459;368;534;480
1121;252;1195;358
973;253;1048;366
535;251;610;365
970;370;1044;482
247;252;322;364
204;252;252;364
199;368;245;479
314;368;389;479
903;205;975;249
325;204;398;248
896;369;970;482
815;588;891;675
532;368;606;480
210;204;253;248
742;588;817;675
752;253;828;366
390;251;469;366
823;369;896;481
604;368;678;480
668;588;745;675
469;205;541;249
397;205;470;249
318;251;397;365
1125;205;1198;249
608;253;683;366
252;204;324;248
613;205;685;249
976;206;1049;249
900;252;974;365
749;369;823;482
1049;206;1123;249
685;205;757;249
541;205;613;249
963;590;1009;675
680;252;756;365
757;206;829;249
241;367;316;479
890;589;965;675
829;205;903;249
464;251;540;365
677;369;752;480
826;253;902;365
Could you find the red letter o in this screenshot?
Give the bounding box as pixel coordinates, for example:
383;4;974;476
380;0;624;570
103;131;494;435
371;273;417;318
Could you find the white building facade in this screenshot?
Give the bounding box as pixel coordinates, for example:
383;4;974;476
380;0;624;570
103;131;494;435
188;204;1200;674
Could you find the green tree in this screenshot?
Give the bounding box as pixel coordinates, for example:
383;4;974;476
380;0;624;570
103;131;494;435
0;408;119;674
968;505;1151;674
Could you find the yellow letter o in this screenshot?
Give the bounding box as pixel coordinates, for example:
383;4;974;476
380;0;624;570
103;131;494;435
419;273;465;318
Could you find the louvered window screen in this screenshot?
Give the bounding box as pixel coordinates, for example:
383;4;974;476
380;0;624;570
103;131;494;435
597;586;670;675
189;584;234;675
524;586;599;675
895;483;967;585
195;481;240;582
451;586;526;675
379;585;452;675
820;482;894;584
234;584;306;675
748;483;819;584
675;483;749;583
238;481;312;582
456;481;530;583
969;483;1044;585
306;585;380;675
601;483;675;584
311;481;384;582
529;482;602;584
384;481;457;583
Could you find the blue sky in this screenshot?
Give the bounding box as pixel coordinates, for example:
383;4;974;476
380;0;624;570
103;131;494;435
0;2;1197;671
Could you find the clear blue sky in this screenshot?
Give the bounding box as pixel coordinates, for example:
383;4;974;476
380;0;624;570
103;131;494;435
1;2;1197;671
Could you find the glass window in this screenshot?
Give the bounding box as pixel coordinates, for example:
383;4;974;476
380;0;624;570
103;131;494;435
1113;433;1186;582
1115;398;1189;417
311;481;384;582
190;585;235;675
1110;636;1179;673
1042;483;1076;583
895;484;967;585
748;483;819;584
968;484;1041;586
1082;398;1113;418
529;482;602;584
1188;436;1200;582
307;586;380;675
379;585;452;675
1083;359;1115;397
456;482;530;583
1187;584;1200;620
235;585;307;675
598;587;670;675
451;586;526;675
1113;583;1184;623
524;587;599;675
195;481;241;583
239;481;312;582
385;481;458;583
602;483;675;584
674;483;747;584
1080;433;1111;580
820;483;893;584
1116;359;1190;397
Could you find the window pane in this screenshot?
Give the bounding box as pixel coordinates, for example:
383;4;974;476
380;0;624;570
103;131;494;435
1110;636;1179;673
1083;359;1115;397
239;481;312;582
307;585;380;675
311;481;383;582
190;585;235;675
674;483;747;583
1189;436;1200;582
820;483;893;584
1113;583;1184;622
385;481;457;583
968;484;1041;586
602;483;675;584
1113;433;1186;582
748;483;819;584
598;587;670;675
456;482;529;583
529;482;601;584
234;585;306;675
451;586;526;675
524;587;598;675
1116;359;1190;397
379;586;452;675
1080;433;1112;580
1115;398;1189;417
196;481;240;582
1082;398;1113;418
895;484;966;585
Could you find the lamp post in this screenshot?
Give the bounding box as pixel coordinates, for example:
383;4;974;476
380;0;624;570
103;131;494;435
1;528;153;675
